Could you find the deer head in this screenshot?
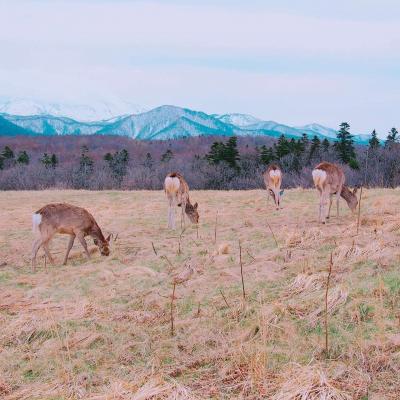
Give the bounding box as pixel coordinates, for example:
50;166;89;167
184;201;199;224
342;186;358;213
94;234;111;256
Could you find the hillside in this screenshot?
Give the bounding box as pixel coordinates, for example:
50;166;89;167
0;189;399;399
0;105;371;144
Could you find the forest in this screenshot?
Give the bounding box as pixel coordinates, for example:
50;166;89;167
0;123;399;190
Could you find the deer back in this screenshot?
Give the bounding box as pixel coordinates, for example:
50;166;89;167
35;203;102;237
313;162;345;193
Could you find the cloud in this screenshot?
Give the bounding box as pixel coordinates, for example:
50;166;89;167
0;0;399;134
1;1;400;57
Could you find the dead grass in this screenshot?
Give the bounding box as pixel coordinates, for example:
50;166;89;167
0;188;400;399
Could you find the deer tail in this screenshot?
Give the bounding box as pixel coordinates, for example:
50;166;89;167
312;168;327;189
32;213;42;234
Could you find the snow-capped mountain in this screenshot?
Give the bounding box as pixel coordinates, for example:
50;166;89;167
215;113;261;127
295;123;338;139
0;103;369;144
0;97;146;121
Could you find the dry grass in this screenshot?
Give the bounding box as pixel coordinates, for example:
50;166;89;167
0;188;400;399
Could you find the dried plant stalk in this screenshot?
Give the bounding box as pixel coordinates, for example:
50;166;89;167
239;240;246;300
325;252;333;357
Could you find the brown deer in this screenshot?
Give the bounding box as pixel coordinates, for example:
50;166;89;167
164;172;199;229
312;162;358;223
263;164;283;210
31;203;111;271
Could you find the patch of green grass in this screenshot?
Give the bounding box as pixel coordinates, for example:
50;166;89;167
384;273;400;295
358;303;374;322
23;368;41;381
0;271;11;282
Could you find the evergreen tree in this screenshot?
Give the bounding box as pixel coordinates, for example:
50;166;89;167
300;133;309;151
385;127;398;148
274;135;291;159
308;135;321;162
143;152;153;169
161;149;174;162
259;145;275;165
334;122;356;164
224;136;240;169
79;145;94;174
1;146;14;160
17;151;27;164
104;152;113;163
206;142;225;164
368;129;380;150
206;136;240;170
50;154;58;168
288;138;298;154
322;138;330;153
40;153;57;169
0;145;15;169
104;149;129;182
17;150;30;165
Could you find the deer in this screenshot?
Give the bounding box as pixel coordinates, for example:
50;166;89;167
164;172;199;229
31;203;111;271
312;162;358;224
263;164;283;210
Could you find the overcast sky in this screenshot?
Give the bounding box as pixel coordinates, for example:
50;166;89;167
1;0;399;134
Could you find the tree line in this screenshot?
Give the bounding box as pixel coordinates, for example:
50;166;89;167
0;123;399;190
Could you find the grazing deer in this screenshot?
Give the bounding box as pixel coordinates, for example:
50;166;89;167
263;164;283;210
312;162;358;223
164;172;199;229
31;203;111;271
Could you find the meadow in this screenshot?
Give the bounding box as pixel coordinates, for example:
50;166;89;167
0;189;399;399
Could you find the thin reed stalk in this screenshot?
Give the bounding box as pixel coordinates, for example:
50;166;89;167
239;240;246;300
325;252;333;358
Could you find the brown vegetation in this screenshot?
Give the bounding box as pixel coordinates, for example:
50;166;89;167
0;188;399;399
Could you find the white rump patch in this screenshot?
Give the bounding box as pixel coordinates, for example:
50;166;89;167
269;169;281;178
32;213;42;233
312;169;327;187
164;176;180;194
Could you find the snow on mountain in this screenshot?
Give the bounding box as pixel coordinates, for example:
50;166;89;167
215;113;261;127
0;103;368;143
98;105;236;139
3;114;107;136
295;123;338;139
0;97;146;121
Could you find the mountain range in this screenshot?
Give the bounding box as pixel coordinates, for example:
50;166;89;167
0;100;371;144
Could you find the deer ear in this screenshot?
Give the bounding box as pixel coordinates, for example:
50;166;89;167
194;202;198;209
106;234;111;243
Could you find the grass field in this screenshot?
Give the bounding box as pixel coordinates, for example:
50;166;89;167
0;189;400;399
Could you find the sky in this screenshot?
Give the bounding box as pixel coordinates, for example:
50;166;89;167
1;0;400;135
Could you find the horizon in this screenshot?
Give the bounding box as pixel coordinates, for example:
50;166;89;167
1;1;399;136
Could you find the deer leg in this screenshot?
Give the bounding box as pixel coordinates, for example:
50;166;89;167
42;241;55;265
182;205;186;229
167;204;172;229
77;232;90;259
274;189;279;211
171;197;177;230
327;195;333;219
317;190;323;223
63;234;76;265
31;238;43;272
336;191;340;217
322;189;330;223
